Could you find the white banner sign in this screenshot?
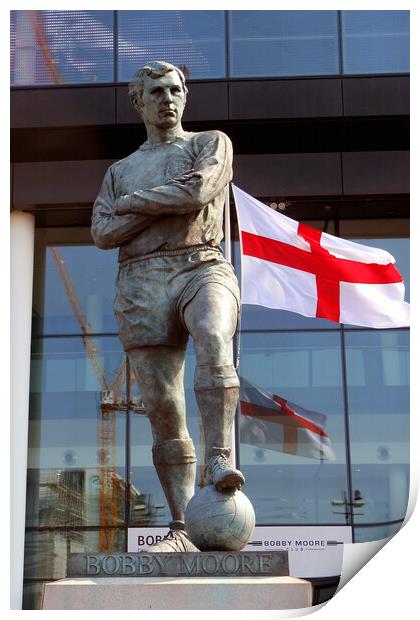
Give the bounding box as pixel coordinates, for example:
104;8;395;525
243;525;352;578
128;528;176;552
128;525;352;578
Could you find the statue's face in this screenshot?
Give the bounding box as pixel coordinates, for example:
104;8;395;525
140;71;186;130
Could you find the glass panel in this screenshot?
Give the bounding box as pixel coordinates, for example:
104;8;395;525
32;239;119;336
229;10;339;77
345;330;409;524
129;342;202;527
239;306;337;331
354;521;404;543
118;10;226;81
27;336;127;528
11;10;114;86
342;10;409;74
238;331;349;524
23;528;126;609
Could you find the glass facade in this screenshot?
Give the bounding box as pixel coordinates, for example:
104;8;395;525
346;329;409;524
229;10;340;77
341;10;410;75
23;220;409;607
11;10;114;86
10;10;409;86
239;330;348;525
118;11;226;80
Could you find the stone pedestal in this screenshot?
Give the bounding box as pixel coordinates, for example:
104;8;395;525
42;576;313;610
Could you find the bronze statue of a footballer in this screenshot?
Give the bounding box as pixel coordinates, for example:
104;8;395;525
91;61;244;551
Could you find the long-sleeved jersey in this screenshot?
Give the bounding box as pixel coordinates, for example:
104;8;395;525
91;130;233;263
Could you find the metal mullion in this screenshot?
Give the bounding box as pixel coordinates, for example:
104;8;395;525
339;326;355;541
32;332;120;339
124;354;131;547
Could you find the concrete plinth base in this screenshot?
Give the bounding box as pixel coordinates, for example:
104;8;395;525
42;576;313;610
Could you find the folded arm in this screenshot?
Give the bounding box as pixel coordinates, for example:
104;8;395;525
115;131;233;217
91;166;154;249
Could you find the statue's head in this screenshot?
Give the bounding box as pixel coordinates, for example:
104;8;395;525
128;61;188;127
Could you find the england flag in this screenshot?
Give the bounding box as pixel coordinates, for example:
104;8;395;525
240;377;335;461
232;185;409;328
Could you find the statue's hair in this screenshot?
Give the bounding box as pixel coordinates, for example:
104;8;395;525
128;61;188;112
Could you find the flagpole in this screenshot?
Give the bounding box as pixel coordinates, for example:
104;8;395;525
224;182;240;469
224;183;231;264
224;183;243;370
226;183;245;472
225;183;242;369
231;184;244;371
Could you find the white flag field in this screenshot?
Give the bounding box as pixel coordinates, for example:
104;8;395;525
232;185;409;328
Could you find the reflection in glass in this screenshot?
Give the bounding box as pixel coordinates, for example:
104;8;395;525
345;330;409;524
240;376;335;460
27;336;127;529
238;331;348;524
354;521;404;543
240;305;339;331
229;10;339;77
32;243;119;336
118;10;226;80
23;528;126;610
11;10;114;86
129;412;169;528
342;10;409;74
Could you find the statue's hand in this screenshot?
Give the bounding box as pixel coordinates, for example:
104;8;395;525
114;195;132;215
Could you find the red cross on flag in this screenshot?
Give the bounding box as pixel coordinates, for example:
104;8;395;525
232;185;409;328
239;376;335;461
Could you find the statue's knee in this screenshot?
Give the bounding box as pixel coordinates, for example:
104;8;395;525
194;364;240;391
193;324;234;362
